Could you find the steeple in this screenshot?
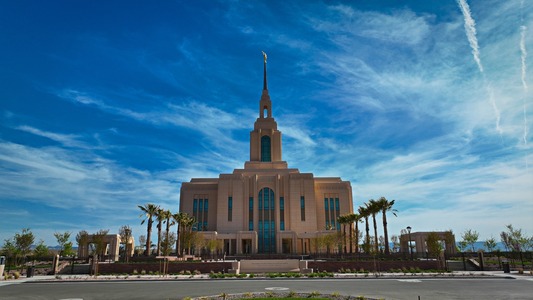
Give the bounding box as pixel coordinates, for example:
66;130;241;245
259;51;272;119
262;51;268;90
247;52;284;166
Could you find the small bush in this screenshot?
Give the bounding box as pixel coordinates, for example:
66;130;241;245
14;272;20;279
141;269;146;275
132;269;139;275
309;291;321;298
287;291;297;298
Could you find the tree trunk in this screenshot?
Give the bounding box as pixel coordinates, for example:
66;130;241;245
383;211;390;255
355;221;359;254
165;219;171;256
156;221;162;256
343;224;347;254
146;219;152;256
349;222;353;254
365;217;370;253
175;224;181;258
372;213;379;253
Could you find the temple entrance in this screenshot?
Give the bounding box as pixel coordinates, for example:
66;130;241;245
224;239;237;255
282;238;292;254
242;239;252;254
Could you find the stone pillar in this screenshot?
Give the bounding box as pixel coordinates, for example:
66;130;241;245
229;261;240;274
478;251;484;271
52;254;59;275
0;256;5;280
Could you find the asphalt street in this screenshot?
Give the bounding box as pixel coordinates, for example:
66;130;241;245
1;277;533;300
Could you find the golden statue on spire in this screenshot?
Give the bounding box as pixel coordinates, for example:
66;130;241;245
262;51;267;63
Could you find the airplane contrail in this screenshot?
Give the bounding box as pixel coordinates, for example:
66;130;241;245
520;25;529;145
521;26;528;90
486;84;502;135
457;0;483;73
457;0;502;135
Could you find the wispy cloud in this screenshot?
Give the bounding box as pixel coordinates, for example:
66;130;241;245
0;141;177;204
314;5;431;47
16;125;87;148
57;89;253;157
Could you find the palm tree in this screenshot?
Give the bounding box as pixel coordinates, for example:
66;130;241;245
161;209;175;256
375;197;398;255
337;215;348;254
346;213;359;254
173;212;185;257
173;212;196;257
155;208;166;256
358;205;371;253
138;203;159;256
367;199;381;254
181;215;197;255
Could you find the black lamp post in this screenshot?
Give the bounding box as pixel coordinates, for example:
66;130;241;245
406;226;413;260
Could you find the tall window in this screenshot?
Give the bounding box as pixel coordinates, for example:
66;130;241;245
280;197;285;231
258;187;275;253
261;135;271;162
193;195;208;231
300;196;306;221
228;196;233;222
324;194;340;230
249;197;254;231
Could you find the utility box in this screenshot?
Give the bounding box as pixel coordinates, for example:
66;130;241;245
503;262;510;273
26;266;35;278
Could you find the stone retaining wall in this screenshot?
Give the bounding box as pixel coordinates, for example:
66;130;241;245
309;260;440;272
96;260;440;274
97;262;232;274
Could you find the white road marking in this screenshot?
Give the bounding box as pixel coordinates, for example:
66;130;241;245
398;279;422;282
265;287;289;290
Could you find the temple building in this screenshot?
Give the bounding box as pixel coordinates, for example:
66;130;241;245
179;54;354;255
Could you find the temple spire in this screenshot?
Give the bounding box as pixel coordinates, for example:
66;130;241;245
262;51;268;90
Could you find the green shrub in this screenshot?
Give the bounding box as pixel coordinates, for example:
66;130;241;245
287;291;297;298
14;272;20;279
309;291;321;298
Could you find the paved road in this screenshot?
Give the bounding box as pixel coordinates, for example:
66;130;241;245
1;277;532;300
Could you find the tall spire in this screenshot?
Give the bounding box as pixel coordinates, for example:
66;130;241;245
262;51;268;90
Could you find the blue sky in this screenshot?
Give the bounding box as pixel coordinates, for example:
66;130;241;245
1;0;532;247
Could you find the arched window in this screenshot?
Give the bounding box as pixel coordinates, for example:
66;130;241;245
261;135;271;162
258;187;275;253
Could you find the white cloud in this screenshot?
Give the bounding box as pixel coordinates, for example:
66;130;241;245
0;141;180;210
313;5;431;47
16;125;87;148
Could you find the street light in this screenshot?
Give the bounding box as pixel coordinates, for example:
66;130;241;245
406;226;413;260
